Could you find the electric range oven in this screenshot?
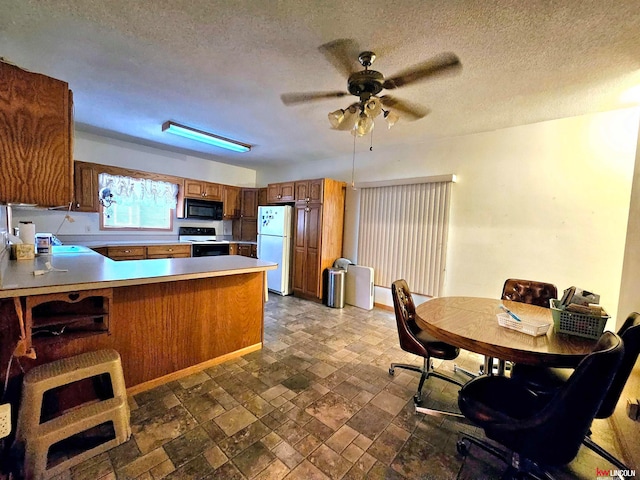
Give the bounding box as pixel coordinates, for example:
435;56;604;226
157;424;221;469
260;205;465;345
178;226;230;257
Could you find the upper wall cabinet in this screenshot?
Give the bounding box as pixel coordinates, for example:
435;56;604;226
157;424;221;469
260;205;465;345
184;179;222;201
74;161;99;212
295;179;324;203
0;61;74;207
223;185;241;219
267;182;295;203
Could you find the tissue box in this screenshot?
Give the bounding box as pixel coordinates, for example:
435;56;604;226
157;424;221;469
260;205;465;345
11;244;35;260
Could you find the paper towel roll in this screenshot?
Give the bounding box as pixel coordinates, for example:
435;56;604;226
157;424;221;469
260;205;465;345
19;222;36;246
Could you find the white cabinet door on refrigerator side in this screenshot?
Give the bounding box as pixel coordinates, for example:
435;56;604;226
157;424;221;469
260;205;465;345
258;206;290;237
258;234;286;294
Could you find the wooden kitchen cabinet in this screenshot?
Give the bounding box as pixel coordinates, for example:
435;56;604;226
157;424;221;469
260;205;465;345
240;189;258;218
106;246;146;261
295;179;324;203
223;185;241;219
184;179;222;200
292;178;346;301
267;182;295;203
73;161;99;212
0;61;74;207
239;188;263;241
146;244;191;259
237;244;257;258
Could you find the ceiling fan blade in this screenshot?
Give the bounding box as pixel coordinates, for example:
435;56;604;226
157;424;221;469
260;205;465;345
318;38;361;78
382;52;461;90
280;91;349;106
380;95;430;121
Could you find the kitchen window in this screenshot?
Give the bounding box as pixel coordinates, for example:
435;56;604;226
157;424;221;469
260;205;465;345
98;173;178;230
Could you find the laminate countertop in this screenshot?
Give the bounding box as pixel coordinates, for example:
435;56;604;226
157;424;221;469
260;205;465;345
0;246;276;298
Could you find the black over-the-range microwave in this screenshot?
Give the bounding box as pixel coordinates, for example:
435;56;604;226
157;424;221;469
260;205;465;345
184;198;224;220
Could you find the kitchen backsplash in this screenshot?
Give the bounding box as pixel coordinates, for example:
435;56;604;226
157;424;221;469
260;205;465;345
10;206;233;243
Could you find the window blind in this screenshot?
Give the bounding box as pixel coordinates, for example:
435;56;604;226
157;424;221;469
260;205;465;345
357;180;453;297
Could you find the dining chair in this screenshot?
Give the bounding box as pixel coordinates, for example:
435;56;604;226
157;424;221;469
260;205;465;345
455;278;558;377
389;280;464;404
510;312;640;471
457;331;624;479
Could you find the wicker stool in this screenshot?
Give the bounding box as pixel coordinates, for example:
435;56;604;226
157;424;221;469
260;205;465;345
15;349;131;479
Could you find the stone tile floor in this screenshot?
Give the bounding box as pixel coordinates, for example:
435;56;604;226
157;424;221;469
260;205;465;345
54;295;626;479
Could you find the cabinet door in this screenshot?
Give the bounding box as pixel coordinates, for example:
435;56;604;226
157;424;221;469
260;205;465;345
293;204;322;298
223;186;241;219
240;189;258;218
295;181;309;202
258;188;268;206
74;162;99;212
308;179;324;203
0;62;73;207
279;182;295;202
268;182;295;203
240;217;257;242
184;179;204;198
203;182;222;200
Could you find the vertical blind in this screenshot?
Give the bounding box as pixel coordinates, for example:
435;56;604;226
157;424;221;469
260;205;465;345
357;180;453;297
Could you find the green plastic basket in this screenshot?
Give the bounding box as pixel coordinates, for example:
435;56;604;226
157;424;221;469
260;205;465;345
550;299;608;340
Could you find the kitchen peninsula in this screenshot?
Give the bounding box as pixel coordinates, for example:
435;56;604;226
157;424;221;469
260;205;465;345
0;246;276;393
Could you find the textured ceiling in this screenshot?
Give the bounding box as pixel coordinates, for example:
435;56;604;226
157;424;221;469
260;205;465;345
1;0;640;169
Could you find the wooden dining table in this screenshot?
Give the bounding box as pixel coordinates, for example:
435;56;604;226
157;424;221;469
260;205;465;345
414;296;599;369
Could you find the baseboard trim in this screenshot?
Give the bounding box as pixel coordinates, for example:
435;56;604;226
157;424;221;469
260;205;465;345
126;343;263;396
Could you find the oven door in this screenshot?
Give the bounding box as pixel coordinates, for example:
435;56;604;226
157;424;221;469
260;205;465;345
192;243;230;257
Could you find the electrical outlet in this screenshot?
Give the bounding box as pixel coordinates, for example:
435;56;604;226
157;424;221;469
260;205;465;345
627;398;640;421
0;403;11;438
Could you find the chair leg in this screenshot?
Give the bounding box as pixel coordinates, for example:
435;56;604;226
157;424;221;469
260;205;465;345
389;363;423;376
582;436;630;471
453;364;477;378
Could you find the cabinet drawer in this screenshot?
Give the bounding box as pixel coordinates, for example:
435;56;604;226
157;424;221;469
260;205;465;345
107;246;146;260
146;245;191;257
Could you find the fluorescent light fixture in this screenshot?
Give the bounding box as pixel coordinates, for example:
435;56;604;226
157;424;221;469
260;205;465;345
162;121;251;153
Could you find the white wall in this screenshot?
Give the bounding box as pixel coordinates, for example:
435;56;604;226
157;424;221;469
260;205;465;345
12;131;258;240
75;131;257;187
258;108;640;322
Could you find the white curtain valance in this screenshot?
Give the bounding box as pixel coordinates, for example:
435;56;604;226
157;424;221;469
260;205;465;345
98;173;178;208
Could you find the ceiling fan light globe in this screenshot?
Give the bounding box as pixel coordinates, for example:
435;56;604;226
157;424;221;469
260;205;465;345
354;113;374;136
365;97;382;118
384;110;400;129
328;109;345;129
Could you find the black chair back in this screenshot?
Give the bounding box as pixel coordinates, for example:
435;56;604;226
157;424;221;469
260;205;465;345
484;331;623;466
598;312;640;418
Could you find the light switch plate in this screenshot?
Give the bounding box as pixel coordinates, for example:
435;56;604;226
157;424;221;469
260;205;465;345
0;403;11;438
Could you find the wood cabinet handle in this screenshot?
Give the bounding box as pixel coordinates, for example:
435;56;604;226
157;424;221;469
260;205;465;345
168;248;173;252
124;250;130;253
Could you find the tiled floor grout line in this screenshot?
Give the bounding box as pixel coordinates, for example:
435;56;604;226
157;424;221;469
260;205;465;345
51;295;621;480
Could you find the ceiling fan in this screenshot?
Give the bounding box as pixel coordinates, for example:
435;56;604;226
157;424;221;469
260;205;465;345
280;39;461;136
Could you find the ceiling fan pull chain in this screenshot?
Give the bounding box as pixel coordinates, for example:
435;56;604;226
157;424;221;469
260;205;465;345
370;128;374;151
351;133;357;189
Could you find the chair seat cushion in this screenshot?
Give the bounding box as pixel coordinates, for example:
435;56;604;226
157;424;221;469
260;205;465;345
458;375;548;425
410;321;460;359
510;363;570;395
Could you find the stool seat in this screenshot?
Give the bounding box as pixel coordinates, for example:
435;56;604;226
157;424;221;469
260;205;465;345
16;349;130;479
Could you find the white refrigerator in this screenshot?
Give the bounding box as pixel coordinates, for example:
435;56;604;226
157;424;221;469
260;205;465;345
257;205;293;295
